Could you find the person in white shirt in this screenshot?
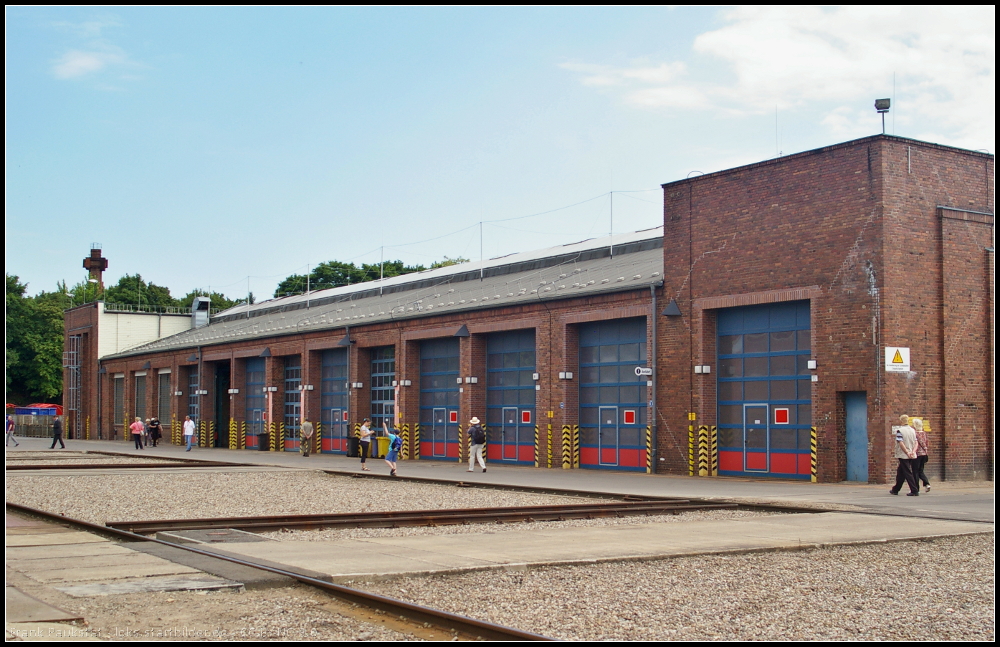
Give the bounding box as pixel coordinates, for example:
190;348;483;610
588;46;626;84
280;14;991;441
889;414;919;496
359;418;372;471
183;415;196;452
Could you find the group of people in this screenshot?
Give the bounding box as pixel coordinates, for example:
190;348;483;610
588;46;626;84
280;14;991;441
889;414;932;496
351;415;487;475
128;417;164;450
354;418;402;476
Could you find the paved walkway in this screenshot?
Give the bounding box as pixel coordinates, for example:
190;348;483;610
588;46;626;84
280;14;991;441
200;511;989;582
8;437;992;522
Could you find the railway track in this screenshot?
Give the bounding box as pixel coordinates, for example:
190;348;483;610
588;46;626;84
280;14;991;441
6;502;551;641
108;500;739;534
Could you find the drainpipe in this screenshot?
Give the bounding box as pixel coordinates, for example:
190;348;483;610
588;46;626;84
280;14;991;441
650;283;660;471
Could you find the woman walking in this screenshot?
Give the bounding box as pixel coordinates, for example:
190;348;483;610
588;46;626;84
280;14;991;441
359;418;373;471
383;422;401;477
913;418;931;493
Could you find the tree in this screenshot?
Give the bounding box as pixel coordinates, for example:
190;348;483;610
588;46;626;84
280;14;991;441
177;289;248;312
431;256;469;269
273;257;467;298
5;274;66;403
104;274;178;309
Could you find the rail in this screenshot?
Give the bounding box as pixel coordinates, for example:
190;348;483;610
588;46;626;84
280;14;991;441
107;500;738;534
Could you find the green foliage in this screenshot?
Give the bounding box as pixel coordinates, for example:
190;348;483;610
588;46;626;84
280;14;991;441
5;274;66;403
67;278;103;306
430;256;469;269
274;256;468;297
177;289;250;312
104;274;178;308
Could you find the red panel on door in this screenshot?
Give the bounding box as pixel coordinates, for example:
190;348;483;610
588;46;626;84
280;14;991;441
745;452;767;470
580;447;599;465
798;453;812;475
446;442;459;458
487;444;501;460
769;452;797;474
600;448;618;464
619;448;640;468
519;445;534;462
719;451;742;472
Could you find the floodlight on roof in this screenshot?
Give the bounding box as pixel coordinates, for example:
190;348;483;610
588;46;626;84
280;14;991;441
874;98;890;134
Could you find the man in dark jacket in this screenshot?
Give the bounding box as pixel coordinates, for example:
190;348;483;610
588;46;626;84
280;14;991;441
50;416;65;449
467;416;486;473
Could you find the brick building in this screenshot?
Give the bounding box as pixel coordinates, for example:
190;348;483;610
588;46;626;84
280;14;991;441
65;134;994;483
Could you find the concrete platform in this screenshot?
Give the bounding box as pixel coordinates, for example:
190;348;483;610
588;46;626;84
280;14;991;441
201;511;990;581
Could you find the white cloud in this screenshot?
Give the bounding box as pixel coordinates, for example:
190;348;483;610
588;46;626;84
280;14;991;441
52;49;126;79
49;16;140;84
562;7;995;149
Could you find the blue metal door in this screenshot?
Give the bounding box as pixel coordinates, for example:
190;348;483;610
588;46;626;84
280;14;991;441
845;392;868;482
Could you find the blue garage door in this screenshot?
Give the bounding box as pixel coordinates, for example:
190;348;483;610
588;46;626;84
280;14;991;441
579;318;648;471
320;349;349;453
419;338;460;460
717;301;812;479
245;358;265;450
486;330;536;465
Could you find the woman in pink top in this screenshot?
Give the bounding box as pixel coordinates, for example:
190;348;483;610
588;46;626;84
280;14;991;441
913;418;930;493
129;417;145;450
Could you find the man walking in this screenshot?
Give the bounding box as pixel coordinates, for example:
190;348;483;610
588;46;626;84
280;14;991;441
467;416;487;473
5;415;19;447
889;414;919;496
49;416;65;450
183;415;196;451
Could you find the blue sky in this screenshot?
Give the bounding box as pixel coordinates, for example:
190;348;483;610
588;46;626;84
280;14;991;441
6;7;994;301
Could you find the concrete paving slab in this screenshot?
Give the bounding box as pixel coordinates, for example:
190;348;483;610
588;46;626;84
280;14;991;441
5;587;83;623
7;551;184;574
6;532;108;548
6;543;133;561
54;574;242;597
128;542;293;591
17;561;202;584
204;512;991;580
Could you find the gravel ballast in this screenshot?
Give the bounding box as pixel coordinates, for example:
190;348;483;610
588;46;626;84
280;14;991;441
4;470;604;524
358;533;994;641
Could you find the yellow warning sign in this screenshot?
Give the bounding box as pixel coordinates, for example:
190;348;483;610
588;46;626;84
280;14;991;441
885;347;910;372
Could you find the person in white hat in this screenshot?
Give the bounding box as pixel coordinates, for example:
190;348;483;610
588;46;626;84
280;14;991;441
467;417;487;473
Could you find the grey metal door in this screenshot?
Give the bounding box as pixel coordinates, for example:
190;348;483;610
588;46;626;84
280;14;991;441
598;405;619;466
744;404;769;472
432;407;447;457
501;407;518;461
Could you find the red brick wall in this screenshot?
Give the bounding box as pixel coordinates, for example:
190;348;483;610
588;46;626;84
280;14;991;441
660;135;993;482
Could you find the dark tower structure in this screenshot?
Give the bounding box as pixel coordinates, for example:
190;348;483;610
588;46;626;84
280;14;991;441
83;244;108;289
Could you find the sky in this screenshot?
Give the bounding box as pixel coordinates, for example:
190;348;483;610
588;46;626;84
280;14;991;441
6;7;995;302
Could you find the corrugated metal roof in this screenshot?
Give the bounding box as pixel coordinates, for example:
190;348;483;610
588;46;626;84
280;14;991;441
108;228;664;359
